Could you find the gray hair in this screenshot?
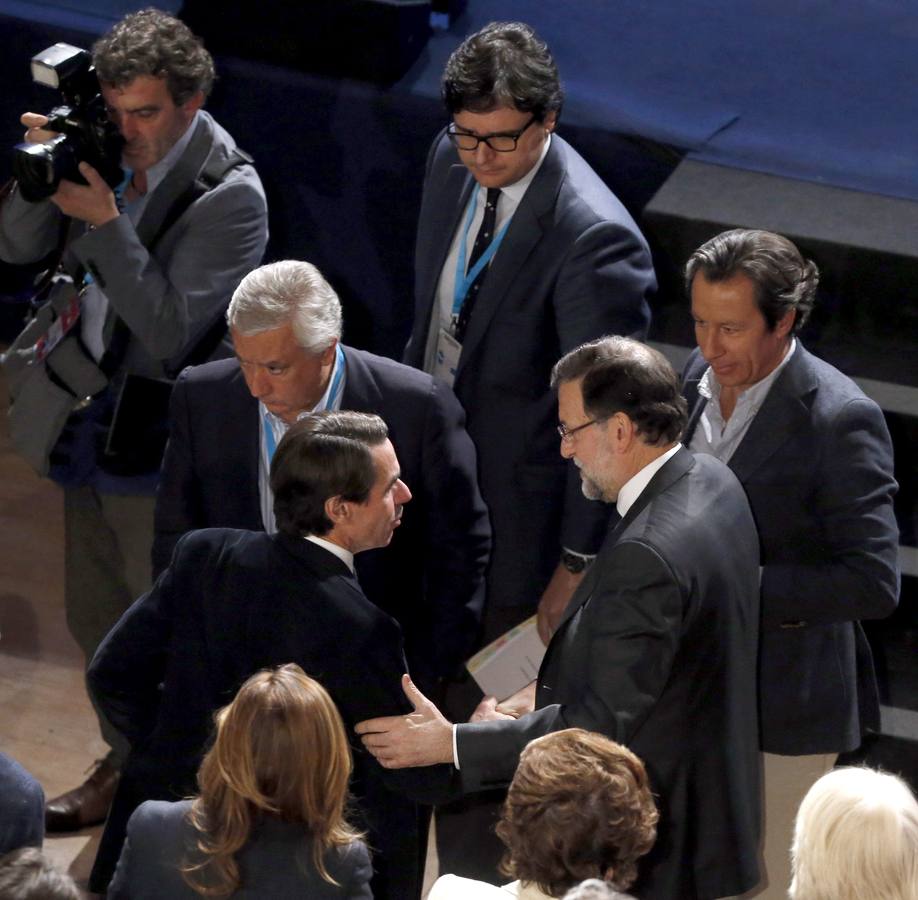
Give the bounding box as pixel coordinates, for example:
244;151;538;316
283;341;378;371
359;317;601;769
563;880;634;900
227;260;343;354
0;848;81;900
790;767;918;900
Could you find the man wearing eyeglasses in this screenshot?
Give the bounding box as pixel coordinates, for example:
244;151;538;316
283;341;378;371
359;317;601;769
403;19;655;881
405;19;655;663
359;337;763;899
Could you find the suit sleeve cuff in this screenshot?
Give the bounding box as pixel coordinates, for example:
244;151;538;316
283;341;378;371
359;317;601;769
452;724;461;769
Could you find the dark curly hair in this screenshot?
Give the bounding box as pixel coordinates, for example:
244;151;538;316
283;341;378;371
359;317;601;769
496;729;659;895
684;228;819;334
93;8;215;104
551;336;687;447
442;21;563;119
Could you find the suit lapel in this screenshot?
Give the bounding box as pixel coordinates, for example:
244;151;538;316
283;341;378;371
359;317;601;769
454;140;566;382
681;356;706;446
546;448;695;643
338;346;381;414
415;162;476;350
726;347;816;483
230;366;263;526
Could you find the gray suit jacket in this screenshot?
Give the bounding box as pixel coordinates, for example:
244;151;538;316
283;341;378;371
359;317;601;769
405;132;654;608
0;111;268;381
108;799;372;900
683;343;900;754
455;450;762;900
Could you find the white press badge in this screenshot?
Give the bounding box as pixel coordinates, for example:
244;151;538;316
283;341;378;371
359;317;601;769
433;327;462;387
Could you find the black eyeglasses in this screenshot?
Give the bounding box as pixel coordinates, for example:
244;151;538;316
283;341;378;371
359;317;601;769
557;418;602;442
446;115;537;153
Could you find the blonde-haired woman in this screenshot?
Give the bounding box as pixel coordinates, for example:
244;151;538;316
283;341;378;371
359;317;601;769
790;766;918;900
108;664;371;899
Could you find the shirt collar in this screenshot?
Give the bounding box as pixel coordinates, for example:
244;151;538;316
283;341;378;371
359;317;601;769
496;132;552;206
304;535;355;573
616;443;682;519
698;337;797;403
139;110;201;197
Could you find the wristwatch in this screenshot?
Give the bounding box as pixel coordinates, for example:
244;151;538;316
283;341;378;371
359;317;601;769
560;549;595;574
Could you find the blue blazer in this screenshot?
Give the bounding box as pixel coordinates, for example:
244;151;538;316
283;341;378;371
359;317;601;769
108;799;372;899
683;343;900;754
0;752;44;855
152;345;491;687
405;132;655;609
90;530;453;900
455;450;763;899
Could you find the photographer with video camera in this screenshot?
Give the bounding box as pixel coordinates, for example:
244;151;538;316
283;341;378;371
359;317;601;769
0;8;268;832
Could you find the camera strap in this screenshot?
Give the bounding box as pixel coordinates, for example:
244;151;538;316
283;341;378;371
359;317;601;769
100;117;255;379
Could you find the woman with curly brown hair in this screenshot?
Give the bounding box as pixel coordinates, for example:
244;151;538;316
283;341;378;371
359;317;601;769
107;664;371;899
429;728;658;899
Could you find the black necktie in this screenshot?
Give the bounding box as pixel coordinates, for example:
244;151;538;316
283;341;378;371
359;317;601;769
455;187;501;343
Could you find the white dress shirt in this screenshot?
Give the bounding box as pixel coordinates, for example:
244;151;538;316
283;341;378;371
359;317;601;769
422;135;553;372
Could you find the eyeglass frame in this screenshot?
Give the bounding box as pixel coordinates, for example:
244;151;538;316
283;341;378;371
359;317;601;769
557;417;605;442
446;115;538;153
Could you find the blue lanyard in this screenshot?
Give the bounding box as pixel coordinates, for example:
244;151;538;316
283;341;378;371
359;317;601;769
262;344;346;464
452;188;512;319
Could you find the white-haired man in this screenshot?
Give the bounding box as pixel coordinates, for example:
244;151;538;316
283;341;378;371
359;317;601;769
154;259;490;691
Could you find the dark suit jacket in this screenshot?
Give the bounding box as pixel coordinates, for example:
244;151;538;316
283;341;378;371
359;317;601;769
455;450;762;900
405;132;654;609
89;530;451;900
108;799;372;900
683;343;900;754
152;346;490;686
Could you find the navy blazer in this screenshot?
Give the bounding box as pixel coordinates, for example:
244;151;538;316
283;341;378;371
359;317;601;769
405;132;654;609
0;752;44;855
455;450;762;900
90;530;452;900
109;799;372;900
152;345;490;686
683;343;900;754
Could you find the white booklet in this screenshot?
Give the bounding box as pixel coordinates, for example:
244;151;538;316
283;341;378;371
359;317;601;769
465;615;546;702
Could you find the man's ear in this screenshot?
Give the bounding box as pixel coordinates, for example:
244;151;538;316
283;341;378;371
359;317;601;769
610;411;636;449
775;308;796;340
324;494;350;527
181;90;206;118
319;339;338;367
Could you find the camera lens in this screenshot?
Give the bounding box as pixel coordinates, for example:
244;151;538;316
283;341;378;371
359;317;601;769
12;135;76;202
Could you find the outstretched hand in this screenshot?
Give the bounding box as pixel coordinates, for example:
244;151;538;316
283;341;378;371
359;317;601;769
355;674;454;768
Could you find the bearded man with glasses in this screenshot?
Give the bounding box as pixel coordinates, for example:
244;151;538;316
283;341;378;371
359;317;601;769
403;20;656;882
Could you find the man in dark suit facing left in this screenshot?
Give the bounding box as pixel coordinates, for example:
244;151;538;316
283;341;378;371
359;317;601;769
90;411;448;900
359;337;763;900
405;22;655;647
682;229;900;899
153;259;490;693
404;24;655;876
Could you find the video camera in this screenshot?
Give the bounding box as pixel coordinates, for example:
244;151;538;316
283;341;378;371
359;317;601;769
12;43;124;202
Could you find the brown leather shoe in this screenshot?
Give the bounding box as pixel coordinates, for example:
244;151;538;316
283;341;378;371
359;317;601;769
45;758;120;832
